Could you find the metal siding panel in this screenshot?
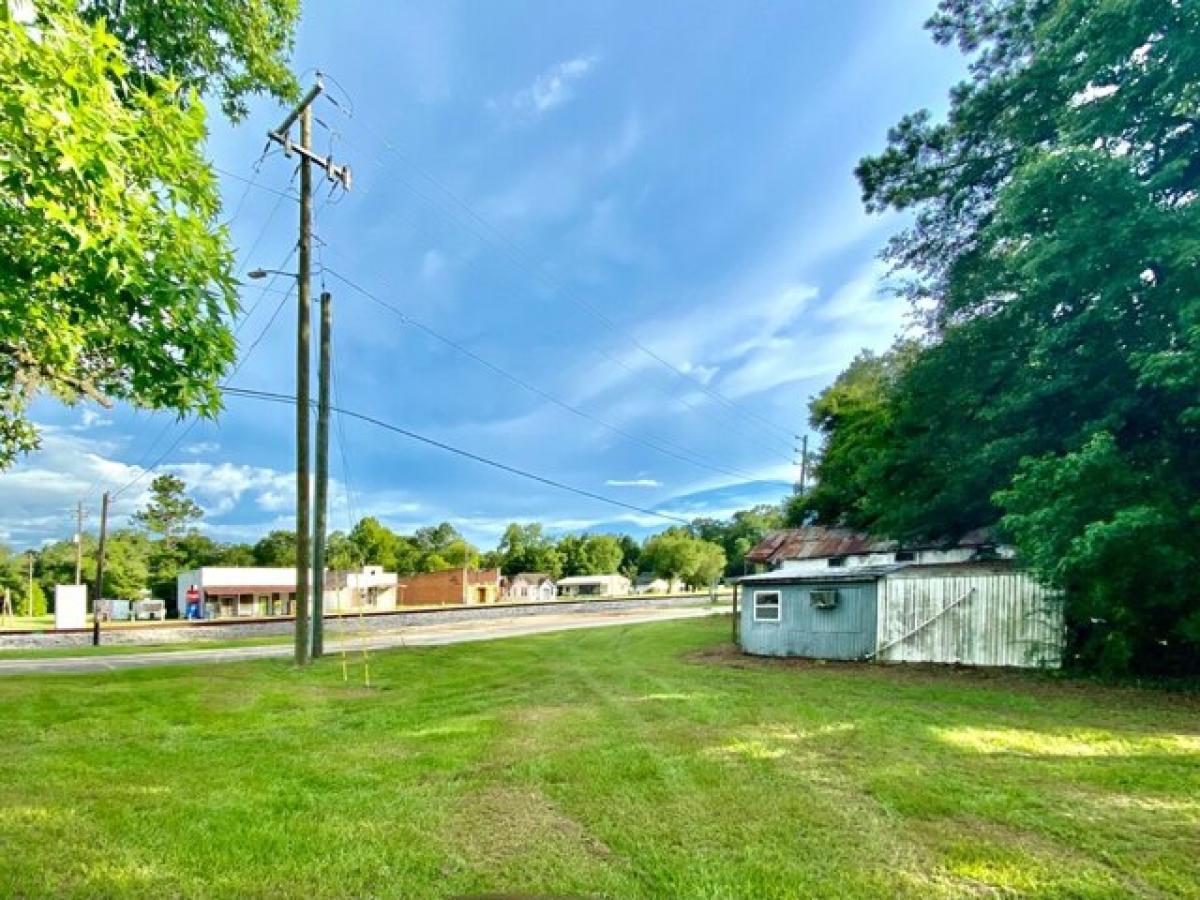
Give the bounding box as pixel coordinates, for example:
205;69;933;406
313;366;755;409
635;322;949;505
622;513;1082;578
877;572;1063;668
739;581;877;659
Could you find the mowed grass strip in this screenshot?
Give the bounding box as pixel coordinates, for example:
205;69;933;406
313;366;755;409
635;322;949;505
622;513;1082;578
0;617;1196;898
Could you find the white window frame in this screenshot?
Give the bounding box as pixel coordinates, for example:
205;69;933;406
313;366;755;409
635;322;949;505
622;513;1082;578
753;589;782;623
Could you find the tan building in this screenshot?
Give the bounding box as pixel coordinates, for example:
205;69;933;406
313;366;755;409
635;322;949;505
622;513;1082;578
397;568;502;607
556;574;631;598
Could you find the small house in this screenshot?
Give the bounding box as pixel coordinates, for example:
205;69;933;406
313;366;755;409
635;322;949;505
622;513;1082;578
737;528;1062;668
504;573;557;602
556;574;631;598
634;574;684;594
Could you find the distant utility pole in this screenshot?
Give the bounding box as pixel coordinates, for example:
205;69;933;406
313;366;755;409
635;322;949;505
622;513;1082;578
25;553;34;619
92;491;109;647
266;77;351;667
74;500;85;585
796;434;809;496
312;290;332;658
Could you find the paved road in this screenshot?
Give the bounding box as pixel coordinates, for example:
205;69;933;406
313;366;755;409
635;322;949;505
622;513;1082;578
0;605;722;675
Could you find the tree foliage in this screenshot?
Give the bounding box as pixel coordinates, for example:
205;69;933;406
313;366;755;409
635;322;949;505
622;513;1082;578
641;530;726;589
692;503;785;576
79;0;300;121
253;530;297;568
132;474;203;544
0;0;299;467
808;0;1200;675
494;523;564;578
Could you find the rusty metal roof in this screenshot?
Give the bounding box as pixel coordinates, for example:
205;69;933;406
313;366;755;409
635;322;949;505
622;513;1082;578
744;528;895;566
745;527;999;567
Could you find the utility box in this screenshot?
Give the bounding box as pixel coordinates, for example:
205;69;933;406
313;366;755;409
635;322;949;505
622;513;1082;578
54;584;88;630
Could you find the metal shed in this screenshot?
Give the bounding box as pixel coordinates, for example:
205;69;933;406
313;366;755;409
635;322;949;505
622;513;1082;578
736;563;1062;668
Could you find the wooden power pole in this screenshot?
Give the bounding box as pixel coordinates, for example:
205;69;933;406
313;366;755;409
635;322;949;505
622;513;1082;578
797;434;809;496
266;77;351;667
312;290;332;658
92;491;109;647
74;500;84;585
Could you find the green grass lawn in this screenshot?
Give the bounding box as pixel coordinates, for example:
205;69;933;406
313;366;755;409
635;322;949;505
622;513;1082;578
0;617;1196;898
0;634;296;659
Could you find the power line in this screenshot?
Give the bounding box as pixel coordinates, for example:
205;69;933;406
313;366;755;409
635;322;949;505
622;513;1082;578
214;165;300;203
329;114;798;449
322;265;768;484
223;386;692;526
110;282;298;501
322;150;794;459
83;163;301;505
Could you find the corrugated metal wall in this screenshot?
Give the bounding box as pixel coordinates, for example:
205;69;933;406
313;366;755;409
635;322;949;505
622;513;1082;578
876;572;1062;668
740;581;877;660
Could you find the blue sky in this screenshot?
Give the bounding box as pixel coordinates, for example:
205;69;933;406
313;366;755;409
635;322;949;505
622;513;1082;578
2;1;966;550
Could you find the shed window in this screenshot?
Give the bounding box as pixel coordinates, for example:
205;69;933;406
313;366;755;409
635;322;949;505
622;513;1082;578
752;590;781;623
894;550;916;562
827;557;846;568
810;589;839;610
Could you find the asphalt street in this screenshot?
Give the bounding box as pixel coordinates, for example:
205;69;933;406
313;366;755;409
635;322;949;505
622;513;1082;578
0;605;722;675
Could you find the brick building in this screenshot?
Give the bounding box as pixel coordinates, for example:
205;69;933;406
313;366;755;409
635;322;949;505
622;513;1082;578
397;568;502;607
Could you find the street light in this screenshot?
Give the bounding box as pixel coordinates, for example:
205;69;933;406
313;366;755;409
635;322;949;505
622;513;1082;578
247;268;298;280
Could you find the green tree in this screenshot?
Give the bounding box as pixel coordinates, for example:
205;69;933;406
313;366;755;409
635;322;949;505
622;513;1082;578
325;531;363;571
348;517;404;571
215;543;256;566
0;546;42;615
0;1;299;466
413;523;478;573
101;529;151;598
253;530;297;567
79;0;300;121
133;475;203;547
693;503;785;576
616;534;641;579
35;538;88;599
641;530;726;589
816;0;1200;674
558;534;623;577
495;523;563;577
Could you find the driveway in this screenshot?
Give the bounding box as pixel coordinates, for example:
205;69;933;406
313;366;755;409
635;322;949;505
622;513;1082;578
0;605;723;675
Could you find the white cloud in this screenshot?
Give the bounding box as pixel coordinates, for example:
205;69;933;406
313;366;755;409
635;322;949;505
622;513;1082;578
605;478;662;488
493;54;600;118
71;409;113;431
182;441;220;455
165;461;331;519
0;431;150;546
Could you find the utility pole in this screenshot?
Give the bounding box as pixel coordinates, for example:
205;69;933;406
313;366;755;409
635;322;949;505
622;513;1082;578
92;491;109;647
312;290;332;658
796;434;809;496
266;77;351;667
26;553;33;618
74;500;84;585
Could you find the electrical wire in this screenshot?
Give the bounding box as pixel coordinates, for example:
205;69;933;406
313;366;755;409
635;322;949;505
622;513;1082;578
326;111;799;450
321;265;768;484
222;386;692;526
110;281;297;501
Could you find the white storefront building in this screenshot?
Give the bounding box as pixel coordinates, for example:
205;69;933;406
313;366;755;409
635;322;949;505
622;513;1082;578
176;565;398;619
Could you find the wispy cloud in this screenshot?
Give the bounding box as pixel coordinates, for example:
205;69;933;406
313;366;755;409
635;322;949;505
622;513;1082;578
605;478;662;488
492;54;600;118
71;409;113;431
182;441;220;455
